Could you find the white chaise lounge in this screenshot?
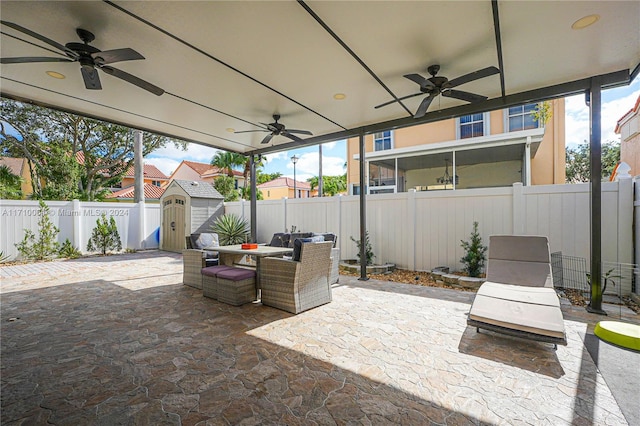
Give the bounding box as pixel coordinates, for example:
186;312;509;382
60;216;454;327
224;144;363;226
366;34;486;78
467;235;567;347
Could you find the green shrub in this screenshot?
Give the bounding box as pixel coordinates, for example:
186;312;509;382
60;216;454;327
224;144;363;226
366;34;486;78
350;231;375;266
0;251;12;263
59;239;82;259
87;214;122;255
15;200;60;261
460;221;487;278
212;214;250;245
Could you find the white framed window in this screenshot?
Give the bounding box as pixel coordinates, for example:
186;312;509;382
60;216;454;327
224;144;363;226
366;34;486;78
374;130;393;151
457;113;488;139
507;103;539;132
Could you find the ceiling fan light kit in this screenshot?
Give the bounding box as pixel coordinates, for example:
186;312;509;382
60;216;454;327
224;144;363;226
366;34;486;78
0;21;164;96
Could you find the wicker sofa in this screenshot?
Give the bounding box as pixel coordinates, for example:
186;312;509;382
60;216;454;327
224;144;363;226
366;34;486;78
260;241;334;314
182;233;219;289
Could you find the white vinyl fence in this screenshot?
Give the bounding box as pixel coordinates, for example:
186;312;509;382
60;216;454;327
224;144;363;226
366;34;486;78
2;178;634;284
226;179;634;274
0;200;160;260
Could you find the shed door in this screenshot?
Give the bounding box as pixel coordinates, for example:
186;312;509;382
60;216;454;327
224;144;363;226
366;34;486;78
162;195;186;252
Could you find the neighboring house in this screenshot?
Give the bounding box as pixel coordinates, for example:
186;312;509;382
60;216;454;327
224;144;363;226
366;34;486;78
346;99;565;194
0;156;35;199
106;183;166;203
117;164;169;188
168;160;245;189
257;177;315;200
615;95;640;176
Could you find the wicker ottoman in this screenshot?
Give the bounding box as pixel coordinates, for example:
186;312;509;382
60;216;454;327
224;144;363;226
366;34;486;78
201;265;235;299
216;268;257;306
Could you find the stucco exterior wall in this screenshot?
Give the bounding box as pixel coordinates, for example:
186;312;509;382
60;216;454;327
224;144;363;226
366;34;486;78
346;99;566;191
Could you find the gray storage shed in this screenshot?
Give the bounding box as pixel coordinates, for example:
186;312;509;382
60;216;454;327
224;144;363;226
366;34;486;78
160;180;224;252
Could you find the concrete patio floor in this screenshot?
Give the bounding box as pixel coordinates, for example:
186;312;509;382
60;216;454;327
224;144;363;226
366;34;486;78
1;251;638;425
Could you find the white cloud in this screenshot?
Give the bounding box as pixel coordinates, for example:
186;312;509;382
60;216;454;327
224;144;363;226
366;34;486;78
150;142;219;163
145;158;181;176
565;83;640;148
282;151;345;181
147;142;221;175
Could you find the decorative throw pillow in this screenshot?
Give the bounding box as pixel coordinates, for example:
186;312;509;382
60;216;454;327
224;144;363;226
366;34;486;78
314;233;337;247
196;233;219;250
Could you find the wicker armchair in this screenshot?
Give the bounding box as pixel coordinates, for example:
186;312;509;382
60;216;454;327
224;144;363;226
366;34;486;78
260;241;333;314
182;233;219;289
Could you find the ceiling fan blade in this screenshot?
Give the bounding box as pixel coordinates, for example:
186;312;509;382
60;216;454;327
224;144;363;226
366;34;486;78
282;132;304;143
414;95;434;119
403;73;434;89
100;65;164;96
442;89;487;103
1;21;78;59
81;66;102;90
235;129;268;134
1;56;73;64
285;129;313;136
261;133;274;144
447;66;500;88
375;92;424;109
92;48;145;65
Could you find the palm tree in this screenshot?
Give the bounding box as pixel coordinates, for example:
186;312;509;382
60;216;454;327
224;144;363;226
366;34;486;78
210;151;244;177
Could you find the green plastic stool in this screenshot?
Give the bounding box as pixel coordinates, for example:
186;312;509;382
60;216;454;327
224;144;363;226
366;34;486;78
593;321;640;352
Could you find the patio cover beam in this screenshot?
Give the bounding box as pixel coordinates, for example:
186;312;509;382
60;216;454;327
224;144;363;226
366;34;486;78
252;69;630;156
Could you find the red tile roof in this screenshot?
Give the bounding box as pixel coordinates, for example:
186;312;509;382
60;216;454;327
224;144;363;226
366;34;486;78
0;157;25;176
123;164;169;179
257;177;311;190
107;183;165;199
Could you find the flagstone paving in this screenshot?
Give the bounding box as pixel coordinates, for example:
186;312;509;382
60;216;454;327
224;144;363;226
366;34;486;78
1;251;638;425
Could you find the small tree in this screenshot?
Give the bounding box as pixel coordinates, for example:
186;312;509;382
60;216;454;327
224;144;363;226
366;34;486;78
15;200;60;261
460;221;487;278
350;231;375;266
87;214;122;255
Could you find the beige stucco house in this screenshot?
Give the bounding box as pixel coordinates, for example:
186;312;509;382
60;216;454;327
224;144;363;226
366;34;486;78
0;156;35;199
346;100;565;194
168;160;245;189
257;177;315;200
615;95;640;176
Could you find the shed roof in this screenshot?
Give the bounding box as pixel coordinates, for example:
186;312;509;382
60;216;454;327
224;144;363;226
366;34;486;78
169;179;224;199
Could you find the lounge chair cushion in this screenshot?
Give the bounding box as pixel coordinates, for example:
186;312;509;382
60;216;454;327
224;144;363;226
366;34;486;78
487;260;553;287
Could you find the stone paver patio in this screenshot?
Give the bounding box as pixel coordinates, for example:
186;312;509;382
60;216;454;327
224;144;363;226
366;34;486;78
1;251;638;425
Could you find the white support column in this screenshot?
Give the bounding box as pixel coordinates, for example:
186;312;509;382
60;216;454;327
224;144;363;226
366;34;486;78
512;182;524;235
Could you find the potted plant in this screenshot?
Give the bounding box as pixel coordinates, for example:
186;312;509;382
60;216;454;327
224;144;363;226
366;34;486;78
212;214;250;246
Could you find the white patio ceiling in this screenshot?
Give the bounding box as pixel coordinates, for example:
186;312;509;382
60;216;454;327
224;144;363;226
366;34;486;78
1;1;638;155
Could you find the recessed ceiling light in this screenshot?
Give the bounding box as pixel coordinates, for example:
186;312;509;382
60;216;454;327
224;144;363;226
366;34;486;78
46;71;65;79
226;128;235;133
333;93;346;100
571;14;600;30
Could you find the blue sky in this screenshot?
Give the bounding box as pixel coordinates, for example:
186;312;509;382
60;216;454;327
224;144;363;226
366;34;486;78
147;78;640;179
